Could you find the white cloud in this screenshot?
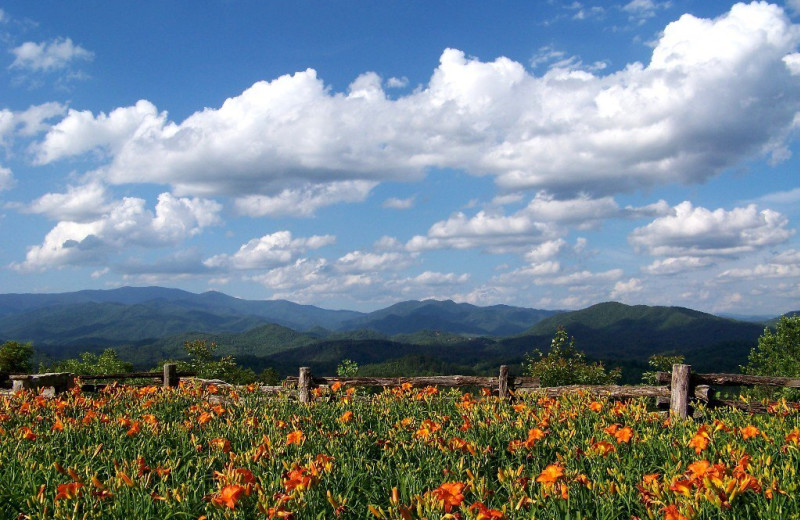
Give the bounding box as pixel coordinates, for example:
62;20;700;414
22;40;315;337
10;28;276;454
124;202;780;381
30;3;800;205
204;231;335;271
407;192;669;253
336;250;412;273
535;268;624;286
25;182;110;221
233;180;376;217
642;256;714;275
629;202;794;257
33;101;166;165
622;0;670;21
13;193;222;271
718;263;800;279
610;277;644;299
0;165;13;191
382;196;415;210
10;37;94;72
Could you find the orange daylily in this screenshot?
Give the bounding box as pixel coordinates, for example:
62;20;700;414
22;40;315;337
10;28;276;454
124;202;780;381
212;484;246;509
286;430;305;446
688;425;710;454
614;426;634;443
536;463;565;485
740;425;760;440
55;482;83;501
469;501;505;519
662;504;689;520
431;481;466;513
339;411;354;423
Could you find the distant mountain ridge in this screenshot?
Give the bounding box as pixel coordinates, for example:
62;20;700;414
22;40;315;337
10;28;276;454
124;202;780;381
0;287;781;380
0;286;556;346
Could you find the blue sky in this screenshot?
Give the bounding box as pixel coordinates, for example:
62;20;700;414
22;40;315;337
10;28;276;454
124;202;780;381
1;1;799;315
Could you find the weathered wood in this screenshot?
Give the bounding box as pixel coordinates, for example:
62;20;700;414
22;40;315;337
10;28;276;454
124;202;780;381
516;384;668;399
76;371;195;380
670;364;691;419
655;371;800;388
163;363;178;388
284;374;540;389
498;365;509;398
298;367;312;404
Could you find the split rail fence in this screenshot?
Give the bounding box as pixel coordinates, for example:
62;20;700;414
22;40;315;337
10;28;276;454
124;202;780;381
8;363;194;394
7;364;800;419
285;364;800;418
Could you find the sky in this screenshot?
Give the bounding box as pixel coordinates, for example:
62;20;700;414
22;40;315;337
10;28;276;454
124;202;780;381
0;1;799;315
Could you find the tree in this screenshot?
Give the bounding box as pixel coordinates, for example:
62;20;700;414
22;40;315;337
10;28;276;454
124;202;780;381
642;353;685;385
525;326;621;387
0;340;34;375
176;339;256;385
744;314;800;399
336;358;359;377
42;349;133;375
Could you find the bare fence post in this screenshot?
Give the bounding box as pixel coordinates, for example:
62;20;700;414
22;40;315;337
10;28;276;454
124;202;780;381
670;364;691;419
163;363;178;388
498;365;509;398
298;367;312;403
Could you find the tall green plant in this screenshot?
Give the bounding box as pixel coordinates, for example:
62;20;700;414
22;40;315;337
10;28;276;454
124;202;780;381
525;326;621;387
744;314;800;399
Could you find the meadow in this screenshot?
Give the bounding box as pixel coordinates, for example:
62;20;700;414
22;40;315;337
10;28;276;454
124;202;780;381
1;381;799;519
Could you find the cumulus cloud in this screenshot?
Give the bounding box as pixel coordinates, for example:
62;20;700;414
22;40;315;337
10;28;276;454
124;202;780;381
629;201;794;257
204;231;335;270
610;277;644;299
642;256;714;275
234;181;376;217
717;248;800;280
25;182;111;221
407;192;670;253
0;165;12;191
13;193;222;271
10;37;93;72
29;2;800;208
336;250;413;273
382;196;416;210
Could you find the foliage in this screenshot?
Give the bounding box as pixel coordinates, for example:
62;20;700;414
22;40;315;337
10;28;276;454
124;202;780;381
744;314;800;399
42;348;134;376
336;358;359;377
1;383;798;518
525;326;621;386
641;353;685;384
175;339;257;385
258;367;280;386
0;340;34;384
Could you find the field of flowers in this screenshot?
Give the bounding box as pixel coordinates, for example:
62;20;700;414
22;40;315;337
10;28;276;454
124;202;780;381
1;381;799;519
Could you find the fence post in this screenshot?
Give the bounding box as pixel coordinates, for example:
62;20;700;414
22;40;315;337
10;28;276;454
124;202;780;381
670;364;691;419
163;363;178;388
298;367;312;403
498;365;509;398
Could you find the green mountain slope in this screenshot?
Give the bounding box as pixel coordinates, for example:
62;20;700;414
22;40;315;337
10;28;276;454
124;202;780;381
337;299;558;336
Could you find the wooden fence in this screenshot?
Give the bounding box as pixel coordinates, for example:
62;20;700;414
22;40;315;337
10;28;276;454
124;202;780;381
285;364;800;417
8;364;195;394
8;364;800;418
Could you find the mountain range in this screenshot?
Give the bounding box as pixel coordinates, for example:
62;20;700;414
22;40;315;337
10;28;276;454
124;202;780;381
0;286;789;381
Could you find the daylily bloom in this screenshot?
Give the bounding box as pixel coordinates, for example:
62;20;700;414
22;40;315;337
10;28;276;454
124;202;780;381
286;430;305;445
211;484;245;509
536;463;565;485
431;481;466;513
55;482;83;501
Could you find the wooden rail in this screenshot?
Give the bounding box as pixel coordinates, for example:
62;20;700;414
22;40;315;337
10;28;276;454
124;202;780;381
288;365;539;402
657;364;800;418
287;365;799;417
9;364;195;392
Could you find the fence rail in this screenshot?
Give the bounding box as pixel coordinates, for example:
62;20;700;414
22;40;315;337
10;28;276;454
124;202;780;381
287;364;800;416
8;364;195;394
7;363;799;418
